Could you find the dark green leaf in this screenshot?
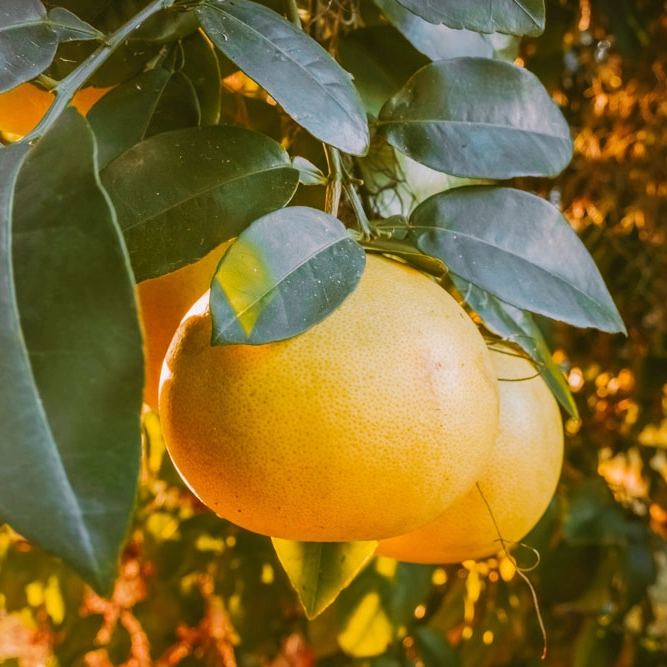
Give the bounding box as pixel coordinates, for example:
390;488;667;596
393;0;545;36
452;277;579;418
46;7;103;42
147;70;201;134
378;57;573;179
101;125;300;281
48;39;159;88
620;522;656;611
272;538;377;619
210;206;366;345
374;0;502;61
563;478;627;546
0;0;58;92
413;627;461;667
385;562;435;627
88;68;201;169
409;186;626;334
1;109;143;593
53;615;105;667
181;30;222;126
573;618;624;667
338;25;429;117
107;623;132;665
132;7;199;42
198;0;369;155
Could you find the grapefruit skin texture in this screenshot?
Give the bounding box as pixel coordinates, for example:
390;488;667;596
158;255;500;542
137;242;231;410
376;346;564;563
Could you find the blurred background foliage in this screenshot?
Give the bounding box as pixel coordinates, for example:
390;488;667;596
2;0;667;665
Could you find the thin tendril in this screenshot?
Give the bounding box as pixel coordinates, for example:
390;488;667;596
475;482;548;659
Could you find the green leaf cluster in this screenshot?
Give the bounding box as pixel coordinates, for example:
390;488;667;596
0;0;628;642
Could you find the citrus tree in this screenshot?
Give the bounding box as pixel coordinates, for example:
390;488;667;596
0;0;663;664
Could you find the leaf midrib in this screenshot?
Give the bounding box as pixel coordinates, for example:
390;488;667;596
378;118;570;143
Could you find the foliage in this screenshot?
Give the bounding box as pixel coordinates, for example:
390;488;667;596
0;0;665;664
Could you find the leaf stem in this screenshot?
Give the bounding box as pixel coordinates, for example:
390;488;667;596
324;144;343;217
344;181;373;239
282;0;370;235
23;0;176;143
284;0;302;28
34;74;59;91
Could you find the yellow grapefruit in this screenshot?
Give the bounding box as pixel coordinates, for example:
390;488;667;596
158;254;500;542
376;345;564;563
0;83;109;140
137;242;232;410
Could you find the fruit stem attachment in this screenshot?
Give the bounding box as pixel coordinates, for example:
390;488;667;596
284;0;302;28
324;144;343;217
34;74;58;92
344;180;373;240
282;0;372;238
23;0;176;143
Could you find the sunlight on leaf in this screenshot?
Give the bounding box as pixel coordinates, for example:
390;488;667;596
272;539;377;619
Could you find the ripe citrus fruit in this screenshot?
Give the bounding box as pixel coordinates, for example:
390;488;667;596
158;254;500;542
376;345;564;563
0;83;109;140
137;242;232;410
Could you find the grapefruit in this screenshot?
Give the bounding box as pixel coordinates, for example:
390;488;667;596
158;254;500;542
376;345;564;563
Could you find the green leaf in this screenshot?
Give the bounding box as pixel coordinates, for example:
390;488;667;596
374;0;504;61
338;25;429;117
272;538;377;619
101;125;300;281
88;68;200;169
197;0;370;155
409;186;626;334
292;156;327;185
385;562;435;627
452;278;579;419
0;0;58;92
181;29;222;126
573;618;624;667
378;57;573;179
53;615;105;667
1;109;143;594
393;0;545;37
131;7;200;42
210;206;366;345
413;627;461;667
46;7;103;42
564;477;627;546
147;70;201;134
